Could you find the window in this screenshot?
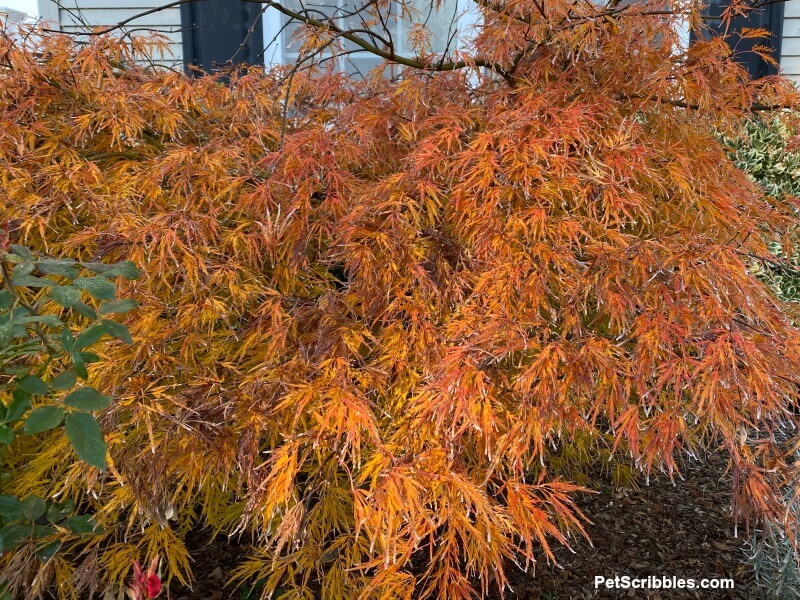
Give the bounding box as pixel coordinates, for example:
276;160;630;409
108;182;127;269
182;0;477;76
697;0;785;78
265;0;469;75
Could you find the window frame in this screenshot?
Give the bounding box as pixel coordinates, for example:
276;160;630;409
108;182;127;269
260;0;482;72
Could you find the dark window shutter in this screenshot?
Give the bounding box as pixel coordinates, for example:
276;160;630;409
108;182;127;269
181;1;264;73
700;0;784;78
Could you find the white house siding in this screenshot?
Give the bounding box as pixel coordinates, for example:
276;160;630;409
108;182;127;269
782;0;800;84
37;0;183;66
34;0;800;81
0;7;29;23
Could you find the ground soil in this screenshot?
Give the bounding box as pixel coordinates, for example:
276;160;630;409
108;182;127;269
166;452;761;600
498;452;759;599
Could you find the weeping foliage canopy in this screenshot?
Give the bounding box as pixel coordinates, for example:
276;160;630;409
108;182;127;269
1;0;800;596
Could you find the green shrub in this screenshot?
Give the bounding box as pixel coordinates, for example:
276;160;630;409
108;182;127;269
722;117;800;303
723;118;800;200
0;242;139;598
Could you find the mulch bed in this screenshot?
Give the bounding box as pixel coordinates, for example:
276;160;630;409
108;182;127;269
167;452;760;599
501;452;758;599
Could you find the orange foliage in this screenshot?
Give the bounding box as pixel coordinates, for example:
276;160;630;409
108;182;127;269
1;4;800;597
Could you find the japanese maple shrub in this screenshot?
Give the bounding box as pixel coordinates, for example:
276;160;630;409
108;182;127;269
722;115;800;599
1;0;800;597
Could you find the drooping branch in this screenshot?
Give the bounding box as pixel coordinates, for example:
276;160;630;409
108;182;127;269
632;94;794;112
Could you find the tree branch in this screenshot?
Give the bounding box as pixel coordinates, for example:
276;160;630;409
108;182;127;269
261;0;517;83
42;0;518;85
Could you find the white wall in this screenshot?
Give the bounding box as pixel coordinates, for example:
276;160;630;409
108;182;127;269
37;0;183;66
33;0;800;82
782;0;800;84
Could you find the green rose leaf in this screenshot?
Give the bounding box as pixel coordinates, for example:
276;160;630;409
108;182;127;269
0;425;14;444
64;412;107;471
18;314;62;327
71;301;98;320
71;351;88;380
0;323;11;348
46;500;74;524
31;525;53;539
99;319;132;344
12;262;34;278
59;328;74;352
0;425;13;445
0;495;24;520
51;370;77;391
4;389;31;424
84;260;141;280
8;245;33;259
73;324;108;351
0;289;13;309
46;505;63;524
18;375;48;396
49;286;81;308
35;539;61;563
11;275;50;288
22;496;46;522
64;387;112;412
64;515;100;535
78;351;100;363
0;524;30;553
98;299;137;315
24;406;65;434
72;277;116;301
36;259;79;279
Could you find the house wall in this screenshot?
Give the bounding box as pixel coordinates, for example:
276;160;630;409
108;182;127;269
0;7;29;23
37;0;183;66
35;0;800;83
782;0;800;83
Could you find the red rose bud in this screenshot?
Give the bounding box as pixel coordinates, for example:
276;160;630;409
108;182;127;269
144;573;161;599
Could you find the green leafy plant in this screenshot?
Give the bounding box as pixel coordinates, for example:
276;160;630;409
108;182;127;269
722;117;800;303
0;238;140;581
722;117;800;201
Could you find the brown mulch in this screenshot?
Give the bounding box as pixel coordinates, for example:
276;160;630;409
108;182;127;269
167;452;760;599
166;531;250;600
499;452;758;599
